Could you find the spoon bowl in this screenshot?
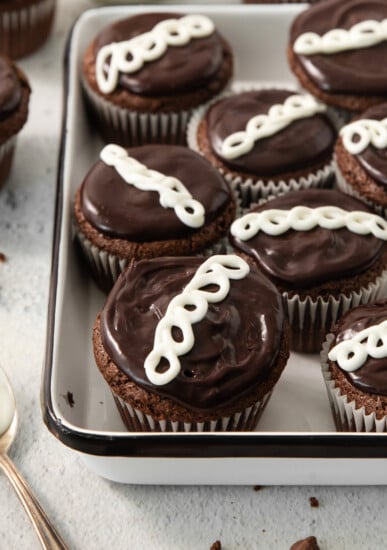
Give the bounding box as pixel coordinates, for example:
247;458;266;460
0;365;68;550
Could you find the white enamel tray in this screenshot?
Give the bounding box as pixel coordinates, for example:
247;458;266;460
42;4;387;485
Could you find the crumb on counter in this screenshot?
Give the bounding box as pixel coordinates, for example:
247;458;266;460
309;496;319;508
210;541;221;550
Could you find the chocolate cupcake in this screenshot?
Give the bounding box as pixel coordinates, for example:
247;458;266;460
322;300;387;432
0;56;31;190
0;0;56;59
74;144;236;292
288;0;387;113
187;88;336;206
82;12;233;146
229;189;387;352
335;102;387;219
93;254;290;432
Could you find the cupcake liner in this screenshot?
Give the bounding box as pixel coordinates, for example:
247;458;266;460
284;269;387;353
75;228;231;293
82;79;193;147
334;160;387;220
112;390;273;432
0;0;55;59
321;335;387;432
0;136;17;191
186;83;339;207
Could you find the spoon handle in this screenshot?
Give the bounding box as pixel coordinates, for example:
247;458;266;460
0;453;68;550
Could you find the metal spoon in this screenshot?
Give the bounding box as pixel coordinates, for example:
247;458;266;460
0;366;68;550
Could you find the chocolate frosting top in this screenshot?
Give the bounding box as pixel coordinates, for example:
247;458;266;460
206;90;336;176
100;256;285;411
229;189;385;289
331;301;387;395
352;102;387;187
93;12;225;96
290;0;387;94
80;144;232;241
0;57;22;122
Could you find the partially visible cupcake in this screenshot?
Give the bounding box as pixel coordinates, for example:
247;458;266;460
321;300;387;432
229;189;387;352
82;12;233;146
187;88;336;206
288;0;387;113
0;56;31;190
74;144;236;292
335;103;387;219
93;254;290;432
0;0;56;59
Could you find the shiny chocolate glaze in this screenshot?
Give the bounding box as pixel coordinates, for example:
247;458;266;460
352;103;387;187
0;57;22;121
100;256;285;411
290;0;387;94
230;189;385;289
332;301;387;395
206;90;336;176
80;145;232;241
93;12;225;96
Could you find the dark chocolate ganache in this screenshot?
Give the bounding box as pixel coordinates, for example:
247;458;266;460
331;301;387;395
0;57;22;122
230;189;385;289
93;12;226;96
206;90;336;176
100;256;285;411
351;102;387;187
80;144;232;241
290;0;387;95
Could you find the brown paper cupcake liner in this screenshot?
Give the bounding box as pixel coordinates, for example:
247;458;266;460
82;79;193;147
187;83;340;207
0;0;55;59
285;270;387;353
334;161;387;220
75;229;231;293
0;136;17;191
321;335;387;432
112;390;273;432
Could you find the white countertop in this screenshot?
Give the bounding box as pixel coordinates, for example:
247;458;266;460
1;1;387;548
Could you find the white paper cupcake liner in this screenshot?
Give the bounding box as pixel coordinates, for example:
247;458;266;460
186;83;340;207
334;160;387;220
284;268;387;352
75;228;232;293
82;79;194;147
0;136;17;190
112;390;272;432
0;0;55;59
321;335;387;432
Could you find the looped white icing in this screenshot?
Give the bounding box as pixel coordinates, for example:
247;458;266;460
230;206;387;240
100;144;205;228
144;255;250;386
340;118;387;155
328;320;387;372
96;15;215;94
221;94;326;160
294;18;387;56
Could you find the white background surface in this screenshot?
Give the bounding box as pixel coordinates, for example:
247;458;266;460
1;1;387;548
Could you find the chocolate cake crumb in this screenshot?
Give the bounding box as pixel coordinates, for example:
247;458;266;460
210;541;221;550
309;497;319;508
290;536;320;550
0;253;6;263
62;391;75;408
253;485;263;491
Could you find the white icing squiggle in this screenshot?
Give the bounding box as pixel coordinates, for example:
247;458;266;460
144;255;250;385
328;320;387;372
231;206;387;240
100;144;205;228
294;18;387;56
221;94;326;160
96;15;215;94
340;118;387;155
